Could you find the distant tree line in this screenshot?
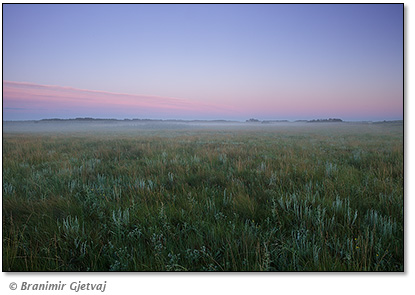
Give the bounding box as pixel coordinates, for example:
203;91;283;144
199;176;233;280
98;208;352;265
40;117;118;121
307;118;343;123
245;118;343;123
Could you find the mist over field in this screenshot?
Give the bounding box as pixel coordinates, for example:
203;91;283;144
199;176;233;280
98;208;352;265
3;119;400;135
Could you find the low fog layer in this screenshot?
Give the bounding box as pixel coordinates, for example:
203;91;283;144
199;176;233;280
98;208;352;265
3;119;399;136
3;120;250;134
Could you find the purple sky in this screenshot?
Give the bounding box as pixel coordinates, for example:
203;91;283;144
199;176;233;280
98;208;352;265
3;4;403;121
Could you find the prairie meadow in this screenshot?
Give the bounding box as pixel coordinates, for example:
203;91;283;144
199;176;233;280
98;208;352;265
2;121;403;271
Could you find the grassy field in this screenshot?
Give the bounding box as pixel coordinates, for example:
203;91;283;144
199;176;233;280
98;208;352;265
2;121;403;271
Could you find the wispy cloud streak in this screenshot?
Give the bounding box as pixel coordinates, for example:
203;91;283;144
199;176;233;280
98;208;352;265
3;81;233;119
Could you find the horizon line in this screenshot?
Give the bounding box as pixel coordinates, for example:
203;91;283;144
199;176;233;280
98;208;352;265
2;117;404;123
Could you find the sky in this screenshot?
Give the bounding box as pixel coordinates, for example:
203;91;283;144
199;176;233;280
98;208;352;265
3;4;403;121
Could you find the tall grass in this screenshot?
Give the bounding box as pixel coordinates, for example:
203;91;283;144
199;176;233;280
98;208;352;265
3;123;403;271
